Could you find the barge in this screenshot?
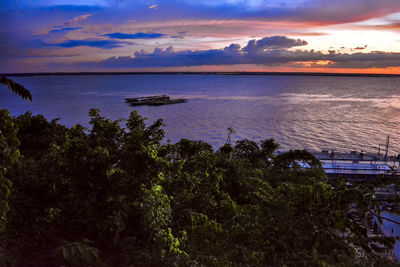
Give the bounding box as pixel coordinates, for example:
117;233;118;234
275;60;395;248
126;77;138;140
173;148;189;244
125;95;188;106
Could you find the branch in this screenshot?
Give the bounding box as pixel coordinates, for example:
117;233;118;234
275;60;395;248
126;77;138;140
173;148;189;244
368;208;400;226
0;76;32;101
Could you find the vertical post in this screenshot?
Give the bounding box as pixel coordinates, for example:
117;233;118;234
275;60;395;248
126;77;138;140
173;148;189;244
384;135;390;162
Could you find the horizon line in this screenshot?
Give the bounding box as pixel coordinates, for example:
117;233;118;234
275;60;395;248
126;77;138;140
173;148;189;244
2;71;400;78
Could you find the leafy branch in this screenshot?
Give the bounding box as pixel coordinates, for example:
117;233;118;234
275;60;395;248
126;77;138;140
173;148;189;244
0;76;32;101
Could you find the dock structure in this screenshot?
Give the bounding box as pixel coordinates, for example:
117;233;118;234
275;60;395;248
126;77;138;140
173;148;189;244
275;148;399;180
321;161;392;179
312;150;399;180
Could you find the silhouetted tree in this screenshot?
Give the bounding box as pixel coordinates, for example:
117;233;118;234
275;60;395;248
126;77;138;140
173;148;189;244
0;76;32;101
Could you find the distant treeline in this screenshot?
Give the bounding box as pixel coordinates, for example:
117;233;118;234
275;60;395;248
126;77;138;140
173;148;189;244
0;109;398;266
2;71;400;78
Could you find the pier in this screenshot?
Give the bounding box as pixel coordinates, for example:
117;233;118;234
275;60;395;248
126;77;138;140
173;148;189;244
309;135;399;180
277;138;400;180
313;150;398;180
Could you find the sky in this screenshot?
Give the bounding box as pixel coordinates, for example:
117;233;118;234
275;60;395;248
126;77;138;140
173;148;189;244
1;0;400;73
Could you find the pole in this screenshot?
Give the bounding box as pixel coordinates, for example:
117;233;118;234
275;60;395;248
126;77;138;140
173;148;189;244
384;135;390;161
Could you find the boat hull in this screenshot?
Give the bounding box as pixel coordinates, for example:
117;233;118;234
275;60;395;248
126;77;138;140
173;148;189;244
126;95;188;106
148;99;188;105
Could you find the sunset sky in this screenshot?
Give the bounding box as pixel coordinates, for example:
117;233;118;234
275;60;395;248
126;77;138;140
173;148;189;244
1;0;400;73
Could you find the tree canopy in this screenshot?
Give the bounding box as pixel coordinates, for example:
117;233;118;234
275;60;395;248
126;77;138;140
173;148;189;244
0;109;397;266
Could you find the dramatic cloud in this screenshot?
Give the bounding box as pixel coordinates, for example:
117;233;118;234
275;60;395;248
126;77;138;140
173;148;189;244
5;0;400;24
322;51;400;68
148;4;158;9
49;27;82;34
361;22;400;31
1;1;113;8
70;14;93;22
23;53;81;58
104;32;165;39
81;36;400;69
243;36;307;53
353;45;368;50
50;39;129;49
58;13;93;27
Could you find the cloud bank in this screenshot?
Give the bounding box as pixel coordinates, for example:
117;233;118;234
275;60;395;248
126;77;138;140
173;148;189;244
50;27;83;34
80;36;400;69
104;32;165;39
51;39;129;49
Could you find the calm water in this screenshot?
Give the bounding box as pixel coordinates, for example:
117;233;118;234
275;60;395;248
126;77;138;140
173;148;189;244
1;74;400;153
376;212;400;261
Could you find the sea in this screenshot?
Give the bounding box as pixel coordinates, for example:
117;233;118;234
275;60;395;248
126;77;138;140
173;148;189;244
1;74;400;155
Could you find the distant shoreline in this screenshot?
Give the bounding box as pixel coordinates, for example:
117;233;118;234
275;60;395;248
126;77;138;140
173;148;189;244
2;71;400;78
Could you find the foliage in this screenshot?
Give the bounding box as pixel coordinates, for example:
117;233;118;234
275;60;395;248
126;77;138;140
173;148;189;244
0;108;397;266
0;76;32;101
0;110;19;232
55;239;105;267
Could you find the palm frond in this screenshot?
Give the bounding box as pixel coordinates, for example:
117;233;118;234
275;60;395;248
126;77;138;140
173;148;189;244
0;76;32;101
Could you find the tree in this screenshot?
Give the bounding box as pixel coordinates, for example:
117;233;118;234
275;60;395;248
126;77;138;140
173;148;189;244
0;110;19;232
0;110;20;265
0;76;32;101
0;109;397;266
